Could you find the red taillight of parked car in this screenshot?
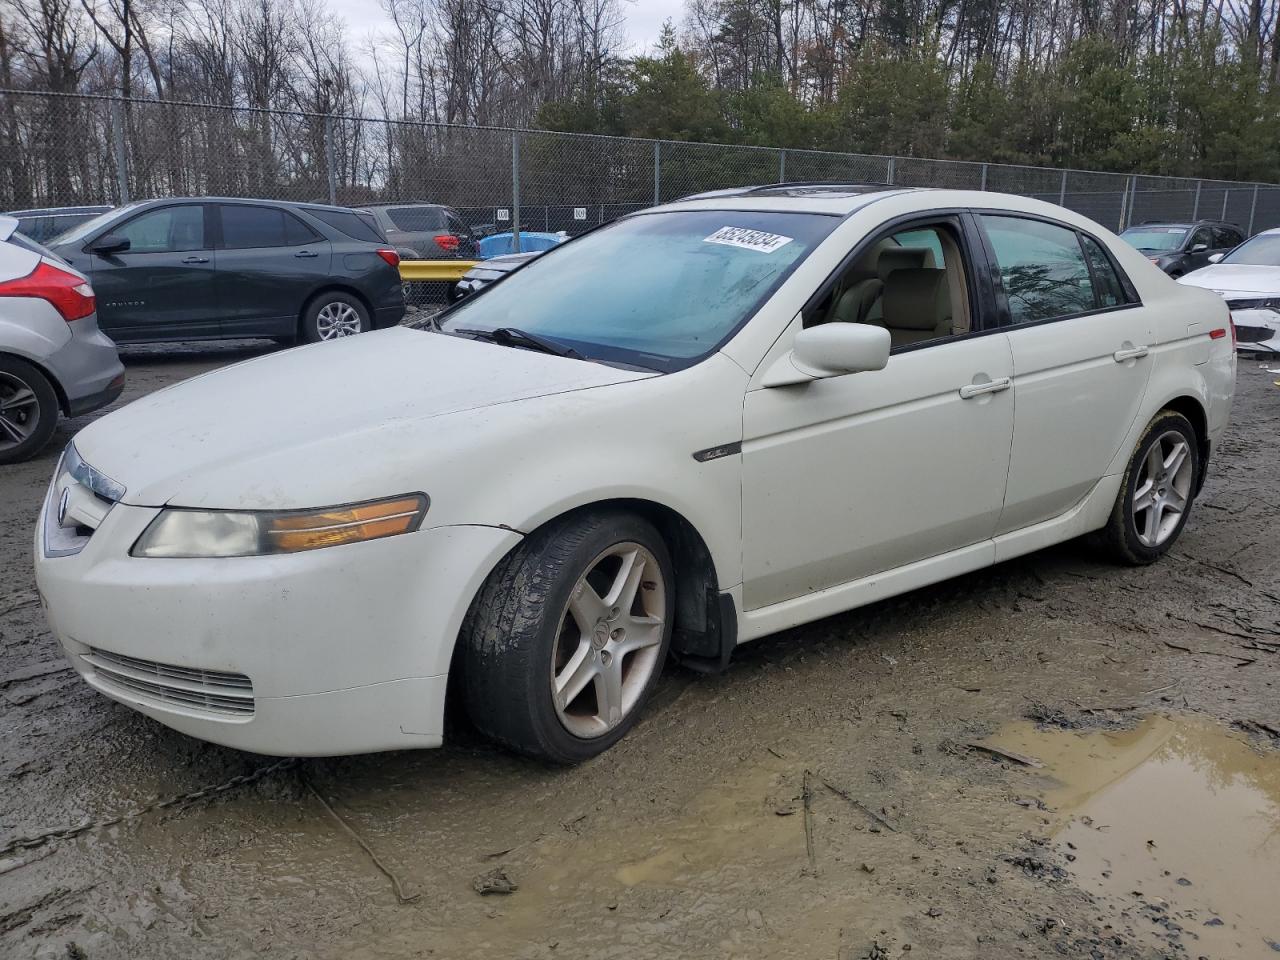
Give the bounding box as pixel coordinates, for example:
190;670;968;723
432;234;460;253
376;248;401;268
0;259;96;321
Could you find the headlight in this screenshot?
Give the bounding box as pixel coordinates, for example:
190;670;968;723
131;494;428;558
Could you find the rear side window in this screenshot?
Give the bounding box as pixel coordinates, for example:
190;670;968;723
387;207;444;232
116;205;205;253
980;215;1095;324
1080;236;1130;308
1212;226;1242;249
219;205;317;249
308;208;384;243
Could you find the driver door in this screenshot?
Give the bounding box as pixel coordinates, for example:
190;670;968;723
740;216;1015;610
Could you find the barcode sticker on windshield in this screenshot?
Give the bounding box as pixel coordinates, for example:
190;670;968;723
703;226;794;254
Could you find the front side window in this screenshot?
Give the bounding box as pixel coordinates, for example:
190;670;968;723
1119;227;1187;254
1221;234;1280;266
981;215;1095;324
437;210;837;370
116;205;205;253
1189;227;1214;250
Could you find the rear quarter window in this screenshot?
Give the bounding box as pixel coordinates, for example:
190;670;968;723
307;209;385;243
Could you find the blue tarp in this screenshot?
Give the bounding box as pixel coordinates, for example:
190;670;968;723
477;232;564;258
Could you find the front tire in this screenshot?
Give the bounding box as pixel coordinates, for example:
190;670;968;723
462;510;675;763
302;292;370;343
1099;410;1199;564
0;357;59;465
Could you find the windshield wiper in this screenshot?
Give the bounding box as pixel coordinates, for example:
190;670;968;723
454;326;583;360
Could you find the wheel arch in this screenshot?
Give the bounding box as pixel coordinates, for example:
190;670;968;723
0;349;69;415
1160;394;1210;493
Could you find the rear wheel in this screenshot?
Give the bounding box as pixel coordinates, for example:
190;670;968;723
462;510;674;763
302;292;370;343
1099;410;1199;564
0;356;59;465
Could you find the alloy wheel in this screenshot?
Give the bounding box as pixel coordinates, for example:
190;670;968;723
0;371;41;451
550;542;667;739
1132;430;1194;548
315;301;363;339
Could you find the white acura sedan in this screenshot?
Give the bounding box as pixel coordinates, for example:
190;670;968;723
1177;226;1280;355
35;186;1235;762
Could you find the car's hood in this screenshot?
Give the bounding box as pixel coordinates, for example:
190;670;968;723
1178;264;1280;297
72;327;653;507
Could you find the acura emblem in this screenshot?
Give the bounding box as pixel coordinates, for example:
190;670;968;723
57;489;70;527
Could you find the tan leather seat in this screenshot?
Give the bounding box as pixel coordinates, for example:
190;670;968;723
881;268;952;347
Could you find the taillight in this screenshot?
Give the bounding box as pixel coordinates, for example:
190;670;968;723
1229;316;1237;348
376;248;400;268
0;259;96;321
433;234;460;253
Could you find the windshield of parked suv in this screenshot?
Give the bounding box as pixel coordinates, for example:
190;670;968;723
437;210;837;370
1220;234;1280;267
1119;227;1187;252
47;203;138;246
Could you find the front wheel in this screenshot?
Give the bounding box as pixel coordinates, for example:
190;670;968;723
302;292;370;343
1099;410;1199;564
461;510;674;763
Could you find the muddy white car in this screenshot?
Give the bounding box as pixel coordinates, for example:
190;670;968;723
34;185;1235;762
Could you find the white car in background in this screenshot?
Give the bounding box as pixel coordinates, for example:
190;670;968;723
34;186;1234;763
1178;226;1280;354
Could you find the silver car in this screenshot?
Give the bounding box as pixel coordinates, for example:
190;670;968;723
0;216;124;463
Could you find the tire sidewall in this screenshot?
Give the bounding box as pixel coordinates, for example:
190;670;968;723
303;292;370;343
517;514;675;763
0;357;59;465
1116;412;1198;562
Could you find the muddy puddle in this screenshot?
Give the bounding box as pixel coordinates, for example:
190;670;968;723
985;715;1280;959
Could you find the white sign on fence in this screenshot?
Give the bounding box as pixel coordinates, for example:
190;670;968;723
497;208;510;221
573;207;587;220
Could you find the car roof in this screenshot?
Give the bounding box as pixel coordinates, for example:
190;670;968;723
5;205;112;216
350;201;449;210
121;197;365;215
1126;220;1239;229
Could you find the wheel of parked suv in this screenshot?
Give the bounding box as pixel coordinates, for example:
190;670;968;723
303;292;370;343
0;356;59;465
462;510;675;763
1099;410;1199;565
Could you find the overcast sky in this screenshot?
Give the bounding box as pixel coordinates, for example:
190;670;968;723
324;0;686;58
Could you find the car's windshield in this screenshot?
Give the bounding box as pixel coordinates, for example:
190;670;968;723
437;210;837;370
1220;234;1280;267
50;203;136;245
1119;227;1187;252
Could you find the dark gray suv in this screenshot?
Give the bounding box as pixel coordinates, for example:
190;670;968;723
46;198;405;343
1119;220;1244;277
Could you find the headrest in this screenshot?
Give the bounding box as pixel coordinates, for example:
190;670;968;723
876;246;933;281
882;268;948;331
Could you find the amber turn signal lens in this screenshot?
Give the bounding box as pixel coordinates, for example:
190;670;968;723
266;495;427;553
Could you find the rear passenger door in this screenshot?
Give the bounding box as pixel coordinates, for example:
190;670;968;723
977;214;1152;535
214;203;331;337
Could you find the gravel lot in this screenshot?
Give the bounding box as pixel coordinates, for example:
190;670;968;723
2;343;1278;960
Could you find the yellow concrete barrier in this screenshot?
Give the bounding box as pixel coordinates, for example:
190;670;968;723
398;260;479;281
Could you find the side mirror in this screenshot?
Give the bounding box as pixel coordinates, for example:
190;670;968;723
763;323;891;387
1207;252;1224;263
1190;243;1208;253
90;234;130;255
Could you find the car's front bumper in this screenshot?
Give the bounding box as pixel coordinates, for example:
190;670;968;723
34;488;521;756
1228;306;1280;355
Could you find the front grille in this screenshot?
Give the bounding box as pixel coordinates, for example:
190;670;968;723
83;648;254;717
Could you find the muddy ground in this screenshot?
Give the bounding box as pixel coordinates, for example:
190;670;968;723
2;344;1278;960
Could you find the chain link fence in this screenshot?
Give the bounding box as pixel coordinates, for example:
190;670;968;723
5;88;1280;249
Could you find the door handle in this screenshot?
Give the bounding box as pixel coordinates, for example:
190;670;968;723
1113;345;1149;362
959;376;1012;399
294;250;319;258
181;256;209;264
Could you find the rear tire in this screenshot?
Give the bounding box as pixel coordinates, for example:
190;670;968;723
0;356;59;465
1098;410;1199;565
302;292;370;343
461;510;674;763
